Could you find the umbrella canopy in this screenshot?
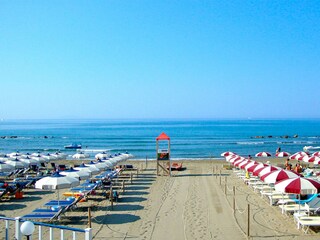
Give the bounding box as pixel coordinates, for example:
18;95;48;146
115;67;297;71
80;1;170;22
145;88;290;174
229;156;244;163
244;161;258;171
35;172;79;190
303;156;320;163
20;156;39;166
290;152;309;160
255;152;272;157
221;151;237;157
72;152;90;159
74;163;99;175
60;167;90;180
5;158;27;169
275;152;290;157
275;177;320;195
260;169;300;184
0;161;14;172
258;166;280;177
31;154;47;163
86;161;105;170
234;159;245;167
95;152;109;159
239;160;251;169
312;151;320;157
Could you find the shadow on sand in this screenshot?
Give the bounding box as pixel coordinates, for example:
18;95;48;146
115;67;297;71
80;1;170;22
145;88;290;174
93;213;140;224
0;203;26;211
119;196;147;203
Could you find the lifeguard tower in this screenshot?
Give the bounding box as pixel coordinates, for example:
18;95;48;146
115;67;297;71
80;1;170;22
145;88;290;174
156;132;171;177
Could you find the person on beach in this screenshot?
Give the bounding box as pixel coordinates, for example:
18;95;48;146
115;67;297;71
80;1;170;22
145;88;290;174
276;147;281;154
294;163;302;173
285;159;292;170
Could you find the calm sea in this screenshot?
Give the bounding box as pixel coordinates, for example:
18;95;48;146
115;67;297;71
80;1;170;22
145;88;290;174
0;119;320;160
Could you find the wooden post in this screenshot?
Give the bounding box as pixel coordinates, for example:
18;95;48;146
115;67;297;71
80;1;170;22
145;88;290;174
247;204;250;238
219;170;222;185
215;166;217;179
233;186;235;213
110;187;114;210
224;182;227;195
122;180;125;193
88;207;92;228
212;163;214;176
145;156;148;170
130;172;133;184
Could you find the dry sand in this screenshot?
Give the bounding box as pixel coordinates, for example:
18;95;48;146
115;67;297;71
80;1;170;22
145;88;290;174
1;158;320;239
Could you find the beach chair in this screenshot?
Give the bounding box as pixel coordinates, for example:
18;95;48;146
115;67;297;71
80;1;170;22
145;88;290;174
297;216;320;233
21;208;64;221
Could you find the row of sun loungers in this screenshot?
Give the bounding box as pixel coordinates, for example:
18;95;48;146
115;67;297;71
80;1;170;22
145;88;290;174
234;168;320;233
19;167;129;222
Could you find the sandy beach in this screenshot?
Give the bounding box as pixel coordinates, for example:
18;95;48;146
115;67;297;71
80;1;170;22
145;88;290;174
1;158;320;239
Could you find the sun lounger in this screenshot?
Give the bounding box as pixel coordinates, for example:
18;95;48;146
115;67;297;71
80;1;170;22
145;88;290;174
279;204;308;215
297;216;320;232
21;208;64;221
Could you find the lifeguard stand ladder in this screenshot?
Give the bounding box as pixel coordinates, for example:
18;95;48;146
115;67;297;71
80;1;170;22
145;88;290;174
156;132;171;177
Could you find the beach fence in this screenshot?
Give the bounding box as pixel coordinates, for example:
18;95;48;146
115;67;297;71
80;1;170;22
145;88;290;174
0;216;92;240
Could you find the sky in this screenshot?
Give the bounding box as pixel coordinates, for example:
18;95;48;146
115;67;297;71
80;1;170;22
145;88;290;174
0;1;320;120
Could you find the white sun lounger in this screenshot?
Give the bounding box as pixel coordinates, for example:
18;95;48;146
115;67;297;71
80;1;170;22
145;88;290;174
297;216;320;233
279;204;308;215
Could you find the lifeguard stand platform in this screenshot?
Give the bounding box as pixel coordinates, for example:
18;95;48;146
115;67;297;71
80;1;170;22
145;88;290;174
156;132;171;177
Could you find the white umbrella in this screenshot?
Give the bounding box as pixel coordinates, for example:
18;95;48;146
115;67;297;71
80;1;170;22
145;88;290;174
221;151;237;157
31;154;47;163
42;153;56;161
20;156;39;166
60;167;90;180
255;152;272;157
275;152;290;157
260;169;300;184
72;152;90;159
6;158;27;169
8;152;21;158
74;163;99;175
35;172;80;205
101;158;114;168
87;160;105;170
0;161;14;172
95;152;109;159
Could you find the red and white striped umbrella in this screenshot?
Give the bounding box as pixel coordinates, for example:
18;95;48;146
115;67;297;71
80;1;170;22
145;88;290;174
244;161;258;171
257;166;280;177
275;152;290;157
239;160;251;169
234;159;247;167
248;163;267;173
255;152;272;157
289;152;309;160
260;169;300;184
226;155;239;162
275;177;320;195
303;156;320;163
253;165;277;177
312;151;320;157
221;151;237;157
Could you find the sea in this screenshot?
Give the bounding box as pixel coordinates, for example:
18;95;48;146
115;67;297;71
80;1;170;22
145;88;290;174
1;119;320;160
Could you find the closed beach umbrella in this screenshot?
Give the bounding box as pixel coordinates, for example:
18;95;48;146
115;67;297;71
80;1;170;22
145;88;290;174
260;169;300;184
275;152;290;157
221;151;237;157
255;152;272;157
60;167;90;180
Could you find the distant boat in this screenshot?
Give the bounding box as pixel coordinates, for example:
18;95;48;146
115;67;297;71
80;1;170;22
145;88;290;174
303;146;320;152
64;143;82;149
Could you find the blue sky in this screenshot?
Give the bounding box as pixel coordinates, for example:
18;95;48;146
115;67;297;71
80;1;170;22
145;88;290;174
0;1;320;119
